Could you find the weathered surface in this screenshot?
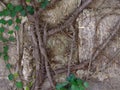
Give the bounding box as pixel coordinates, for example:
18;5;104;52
21;47;33;81
77;8;120;62
47;34;70;69
89;0;120;8
43;0;81;26
0;0;120;90
76;0;120;87
88;77;120;90
0;79;12;90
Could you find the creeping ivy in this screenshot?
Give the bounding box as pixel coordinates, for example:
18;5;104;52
0;19;6;24
7;3;14;10
7;19;13;26
16;18;21;23
8;73;14;81
0;1;49;89
0;27;5;33
26;6;34;15
41;0;49;9
8;30;14;34
6;63;12;69
15;25;20;31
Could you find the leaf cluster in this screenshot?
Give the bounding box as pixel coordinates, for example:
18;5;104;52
56;74;89;90
0;1;50;89
0;40;23;89
0;3;29;89
40;0;49;9
0;3;35;17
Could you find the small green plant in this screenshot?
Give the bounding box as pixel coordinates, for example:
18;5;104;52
56;74;89;90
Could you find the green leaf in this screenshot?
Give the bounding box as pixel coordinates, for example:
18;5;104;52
26;0;31;2
28;81;33;87
0;27;5;33
79;85;85;90
71;85;80;90
20;9;27;16
13;73;19;78
15;25;20;30
56;82;69;90
66;74;76;83
26;6;32;11
71;85;85;90
0;19;6;24
83;82;89;88
16;81;23;88
25;86;30;90
71;80;78;85
4;54;9;61
8;30;14;34
16;18;21;23
41;0;49;9
0;52;2;57
26;6;34;15
0;11;4;16
76;78;84;85
8;74;14;81
15;5;23;12
3;9;11;16
7;19;13;26
3;45;9;53
8;36;15;42
7;3;14;10
6;63;12;69
10;10;17;17
0;35;8;42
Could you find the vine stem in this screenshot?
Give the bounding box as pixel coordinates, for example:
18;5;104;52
67;26;76;76
34;12;55;88
30;25;44;90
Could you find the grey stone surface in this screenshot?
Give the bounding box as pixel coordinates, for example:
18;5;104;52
88;78;120;90
0;0;120;90
77;8;120;62
0;79;12;90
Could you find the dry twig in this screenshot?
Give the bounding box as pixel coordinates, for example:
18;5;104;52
30;25;43;90
67;26;76;76
34;13;55;89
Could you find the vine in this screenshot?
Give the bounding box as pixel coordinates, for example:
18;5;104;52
0;0;91;90
0;0;50;89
